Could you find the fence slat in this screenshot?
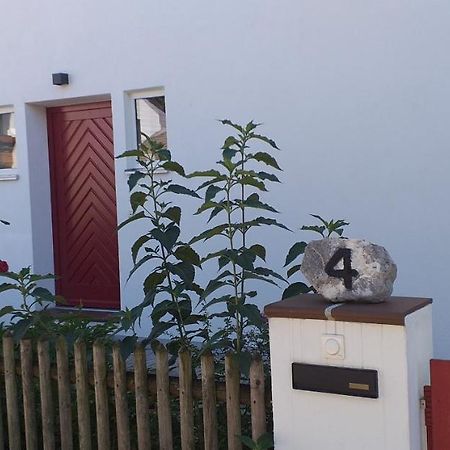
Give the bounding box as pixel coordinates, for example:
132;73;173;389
75;340;92;450
250;356;266;441
113;343;131;450
38;339;55;450
134;344;151;450
179;350;194;450
201;352;218;450
3;335;21;450
56;336;73;450
93;340;110;450
21;339;38;450
225;353;242;450
155;344;173;450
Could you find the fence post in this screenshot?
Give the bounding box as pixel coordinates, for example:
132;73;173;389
134;344;151;450
113;343;131;450
93;339;111;450
179;349;194;450
56;336;73;450
75;339;92;450
225;353;242;450
201;352;218;450
155;343;173;450
38;339;55;450
21;338;38;450
250;355;266;441
3;334;21;450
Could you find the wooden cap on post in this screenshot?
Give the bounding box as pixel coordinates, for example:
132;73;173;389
264;294;432;326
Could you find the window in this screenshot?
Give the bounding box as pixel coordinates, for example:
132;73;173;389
135;96;167;149
0;112;15;169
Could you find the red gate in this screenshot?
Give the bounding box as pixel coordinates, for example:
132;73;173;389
424;359;450;450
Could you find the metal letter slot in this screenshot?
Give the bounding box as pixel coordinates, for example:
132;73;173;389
292;363;379;399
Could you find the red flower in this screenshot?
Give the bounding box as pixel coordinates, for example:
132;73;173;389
0;260;9;273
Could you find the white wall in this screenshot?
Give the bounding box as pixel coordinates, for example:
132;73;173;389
0;0;449;355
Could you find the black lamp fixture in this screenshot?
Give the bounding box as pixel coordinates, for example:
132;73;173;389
52;73;69;86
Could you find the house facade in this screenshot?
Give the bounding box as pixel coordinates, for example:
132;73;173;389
1;0;450;355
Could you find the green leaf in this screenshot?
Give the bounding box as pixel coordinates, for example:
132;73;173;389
12;318;33;341
249;244;266;261
0;283;17;293
150;224;180;251
151;300;176;322
239;177;267;191
282;282;311;299
174;246;201;267
235;252;255;271
254;267;286;282
195;201;221;215
196;176;227;191
116;149;141;159
162;161;185;176
128;254;159;280
0;219;10;225
222;136;239;148
239;304;262;328
30;287;55;302
239;435;257;449
301;225;326;236
284;241;307;266
189;224;228;244
118;211;147;230
220;119;244;133
168;261;195;285
287;264;302;278
252;151;281;170
256;171;280;182
208;206;224;222
131;235;151;263
119;336;138;361
201;295;232;311
201;279;228;299
166;184;200;198
256;432;274;449
205;185;222;202
251;133;280;150
156;149;171;161
143;271;166;294
127;171;145;191
243;193;277;212
148;321;175;341
187;169;223;178
130;191;147;213
162;206;181;225
0;306;14;317
223;147;238;161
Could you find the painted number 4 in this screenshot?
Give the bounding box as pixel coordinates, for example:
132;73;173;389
325;248;359;290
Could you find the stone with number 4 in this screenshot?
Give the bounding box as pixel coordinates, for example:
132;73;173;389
301;238;397;303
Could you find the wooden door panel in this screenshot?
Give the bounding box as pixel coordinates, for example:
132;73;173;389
47;101;120;309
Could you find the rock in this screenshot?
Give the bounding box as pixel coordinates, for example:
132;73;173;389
301;238;397;303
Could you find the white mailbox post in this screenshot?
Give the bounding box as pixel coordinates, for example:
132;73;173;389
265;294;432;450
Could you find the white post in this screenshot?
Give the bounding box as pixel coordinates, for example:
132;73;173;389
265;295;432;450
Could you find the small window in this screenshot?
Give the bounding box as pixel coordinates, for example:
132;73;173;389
0;112;15;169
135;96;167;149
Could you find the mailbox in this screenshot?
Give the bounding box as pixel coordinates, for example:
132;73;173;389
292;363;379;399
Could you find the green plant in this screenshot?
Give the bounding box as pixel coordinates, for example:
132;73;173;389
0;267;60;339
240;432;274;449
117;137;205;354
282;214;350;299
188;120;287;354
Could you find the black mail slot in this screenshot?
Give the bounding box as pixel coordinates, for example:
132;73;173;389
292;363;379;399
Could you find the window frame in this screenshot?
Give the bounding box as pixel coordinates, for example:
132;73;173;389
0;105;18;180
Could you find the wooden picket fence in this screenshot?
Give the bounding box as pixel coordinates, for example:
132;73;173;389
0;334;271;450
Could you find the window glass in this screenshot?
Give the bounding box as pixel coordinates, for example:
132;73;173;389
135;96;167;148
0;112;15;169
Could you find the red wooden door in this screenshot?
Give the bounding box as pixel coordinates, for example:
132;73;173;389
47;102;120;309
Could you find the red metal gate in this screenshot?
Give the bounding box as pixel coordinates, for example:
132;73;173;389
47;101;120;309
424;359;450;450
